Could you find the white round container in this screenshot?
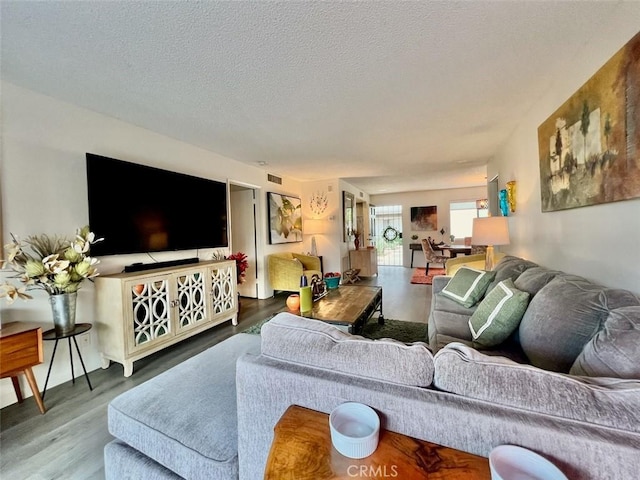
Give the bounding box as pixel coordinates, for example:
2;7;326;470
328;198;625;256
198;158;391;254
489;445;568;480
329;402;380;459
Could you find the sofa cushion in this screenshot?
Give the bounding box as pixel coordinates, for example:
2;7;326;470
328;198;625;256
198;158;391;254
433;343;640;433
440;266;496;308
261;313;434;387
105;440;181;480
469;279;530;347
519;276;640;372
513;266;562;296
570;306;640;379
108;333;262;480
485;256;538;292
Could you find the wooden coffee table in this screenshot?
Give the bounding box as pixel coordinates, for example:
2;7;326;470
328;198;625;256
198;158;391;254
265;405;490;479
288;285;383;334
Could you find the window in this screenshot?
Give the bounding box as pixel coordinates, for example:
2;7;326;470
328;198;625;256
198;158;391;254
450;201;488;240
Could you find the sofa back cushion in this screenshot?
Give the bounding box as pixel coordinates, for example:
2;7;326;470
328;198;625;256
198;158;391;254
513;266;562;296
433;342;640;433
519;275;640;372
261;313;434;387
485;256;538;292
570;306;640;379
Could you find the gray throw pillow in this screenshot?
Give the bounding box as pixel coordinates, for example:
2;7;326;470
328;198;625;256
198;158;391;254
469;279;530;347
570;306;640;379
441;266;496;308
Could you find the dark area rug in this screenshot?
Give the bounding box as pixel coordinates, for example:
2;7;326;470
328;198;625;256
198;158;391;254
410;267;446;285
244;316;428;344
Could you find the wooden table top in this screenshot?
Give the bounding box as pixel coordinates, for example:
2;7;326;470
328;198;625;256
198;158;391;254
265;405;490;480
0;322;44;338
298;286;381;327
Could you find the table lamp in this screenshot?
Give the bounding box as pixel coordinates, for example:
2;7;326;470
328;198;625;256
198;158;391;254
304;219;326;257
472;216;510;271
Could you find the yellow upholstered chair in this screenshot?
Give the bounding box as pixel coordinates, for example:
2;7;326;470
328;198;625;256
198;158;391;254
445;252;506;276
267;253;322;292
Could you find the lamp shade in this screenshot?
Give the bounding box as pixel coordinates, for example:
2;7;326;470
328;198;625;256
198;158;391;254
472;217;510;246
304;219;326;235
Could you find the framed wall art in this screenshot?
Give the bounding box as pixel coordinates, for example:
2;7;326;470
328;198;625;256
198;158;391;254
267;192;302;244
538;31;640;212
410;206;437;230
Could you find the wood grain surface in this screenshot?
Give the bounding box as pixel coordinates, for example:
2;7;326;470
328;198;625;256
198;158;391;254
300;286;381;326
265;405;490;480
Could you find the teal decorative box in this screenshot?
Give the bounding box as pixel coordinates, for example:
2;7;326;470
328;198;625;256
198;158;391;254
324;276;341;289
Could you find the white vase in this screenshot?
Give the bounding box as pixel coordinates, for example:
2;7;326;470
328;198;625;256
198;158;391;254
50;292;77;336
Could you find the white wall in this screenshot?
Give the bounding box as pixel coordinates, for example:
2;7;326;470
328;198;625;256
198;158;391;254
298;179;370;276
371;186;487;268
0;82;302;407
488;7;640;295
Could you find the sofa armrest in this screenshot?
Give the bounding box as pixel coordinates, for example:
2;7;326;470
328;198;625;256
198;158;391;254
433;343;640;433
292;253;322;272
431;275;451;294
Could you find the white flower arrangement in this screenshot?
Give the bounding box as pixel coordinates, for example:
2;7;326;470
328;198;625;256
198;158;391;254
0;226;102;303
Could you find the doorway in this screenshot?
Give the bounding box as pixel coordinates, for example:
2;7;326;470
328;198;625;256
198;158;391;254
372;205;403;266
229;183;259;298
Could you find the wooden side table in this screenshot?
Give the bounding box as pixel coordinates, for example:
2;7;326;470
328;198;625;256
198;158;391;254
0;322;46;414
265;405;490;479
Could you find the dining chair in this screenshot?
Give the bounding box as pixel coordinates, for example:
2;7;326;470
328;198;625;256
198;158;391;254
421;239;449;275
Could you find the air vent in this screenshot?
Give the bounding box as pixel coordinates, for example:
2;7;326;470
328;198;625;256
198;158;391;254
359;191;364;198
267;174;282;185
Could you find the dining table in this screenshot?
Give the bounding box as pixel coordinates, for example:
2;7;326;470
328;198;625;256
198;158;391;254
434;244;472;258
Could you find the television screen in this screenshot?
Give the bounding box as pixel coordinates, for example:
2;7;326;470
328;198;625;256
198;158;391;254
86;153;228;256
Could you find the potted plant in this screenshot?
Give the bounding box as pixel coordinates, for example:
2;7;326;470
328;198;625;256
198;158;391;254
227;252;249;285
0;226;102;334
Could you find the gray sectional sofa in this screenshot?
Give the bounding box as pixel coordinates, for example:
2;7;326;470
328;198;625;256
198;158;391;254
105;256;640;479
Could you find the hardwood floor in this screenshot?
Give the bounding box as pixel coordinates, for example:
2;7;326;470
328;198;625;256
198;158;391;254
0;266;432;480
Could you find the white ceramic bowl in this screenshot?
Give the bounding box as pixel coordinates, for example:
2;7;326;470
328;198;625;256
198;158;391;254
329;402;380;459
489;445;568;480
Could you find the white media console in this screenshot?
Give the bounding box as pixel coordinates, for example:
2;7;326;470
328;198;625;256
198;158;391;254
95;260;238;376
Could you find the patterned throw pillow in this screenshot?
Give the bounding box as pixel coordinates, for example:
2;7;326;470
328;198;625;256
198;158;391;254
441;266;496;308
469;279;530;347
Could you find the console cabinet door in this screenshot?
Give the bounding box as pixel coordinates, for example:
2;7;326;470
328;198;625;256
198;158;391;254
210;263;237;319
125;277;173;354
174;267;210;334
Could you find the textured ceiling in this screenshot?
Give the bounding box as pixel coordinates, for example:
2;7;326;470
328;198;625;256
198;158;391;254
0;1;622;194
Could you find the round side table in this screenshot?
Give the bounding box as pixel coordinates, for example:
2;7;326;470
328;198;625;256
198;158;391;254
42;323;94;399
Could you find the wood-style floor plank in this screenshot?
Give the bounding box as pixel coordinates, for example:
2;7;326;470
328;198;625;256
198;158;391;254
0;266;431;479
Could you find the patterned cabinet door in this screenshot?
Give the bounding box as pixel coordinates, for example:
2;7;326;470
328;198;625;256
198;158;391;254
126;278;173;353
210;262;237;318
174;268;209;332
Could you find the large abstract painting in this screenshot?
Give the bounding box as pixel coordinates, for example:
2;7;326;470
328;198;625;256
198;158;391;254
410;206;437;230
268;192;302;244
538;31;640;212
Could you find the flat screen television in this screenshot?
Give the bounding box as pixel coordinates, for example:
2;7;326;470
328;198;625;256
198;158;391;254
86;153;228;256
